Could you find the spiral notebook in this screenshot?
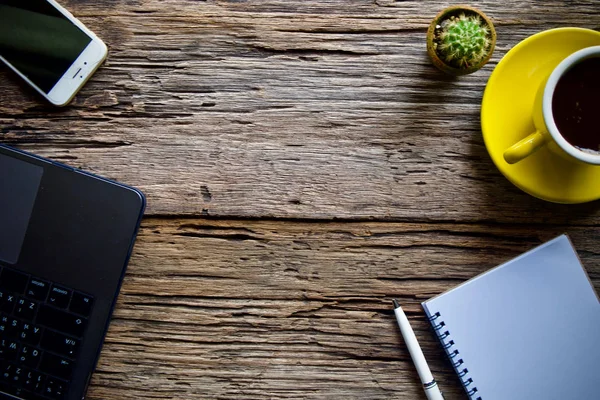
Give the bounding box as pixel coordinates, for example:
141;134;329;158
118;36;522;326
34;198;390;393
422;235;600;400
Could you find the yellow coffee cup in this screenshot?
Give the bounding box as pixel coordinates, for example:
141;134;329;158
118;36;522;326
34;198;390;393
503;45;600;165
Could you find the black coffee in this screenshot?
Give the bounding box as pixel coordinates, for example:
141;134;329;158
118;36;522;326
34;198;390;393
552;57;600;153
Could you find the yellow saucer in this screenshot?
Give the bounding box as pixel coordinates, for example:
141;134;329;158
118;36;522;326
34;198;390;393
481;28;600;204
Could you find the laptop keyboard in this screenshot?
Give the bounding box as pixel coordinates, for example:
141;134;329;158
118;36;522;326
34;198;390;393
0;266;94;400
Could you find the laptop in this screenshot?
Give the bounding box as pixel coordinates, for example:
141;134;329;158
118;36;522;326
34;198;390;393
0;144;145;400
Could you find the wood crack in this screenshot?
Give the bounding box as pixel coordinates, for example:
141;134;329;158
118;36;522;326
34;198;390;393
246;44;379;57
173;232;266;242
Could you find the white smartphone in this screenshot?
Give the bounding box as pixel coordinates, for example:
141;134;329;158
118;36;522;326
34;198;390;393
0;0;108;106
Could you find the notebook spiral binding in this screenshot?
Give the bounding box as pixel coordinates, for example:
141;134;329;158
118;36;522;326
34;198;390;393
428;311;482;400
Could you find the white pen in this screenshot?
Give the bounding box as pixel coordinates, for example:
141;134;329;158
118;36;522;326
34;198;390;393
393;299;444;400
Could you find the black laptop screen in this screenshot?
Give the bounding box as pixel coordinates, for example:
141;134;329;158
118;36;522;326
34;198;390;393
0;152;43;264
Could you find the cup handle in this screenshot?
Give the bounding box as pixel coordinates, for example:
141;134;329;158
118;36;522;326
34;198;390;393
503;131;547;164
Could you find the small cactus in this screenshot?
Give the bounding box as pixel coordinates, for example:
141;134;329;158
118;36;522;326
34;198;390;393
436;13;492;69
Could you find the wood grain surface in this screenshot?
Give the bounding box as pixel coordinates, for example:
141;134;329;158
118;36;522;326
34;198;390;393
1;0;599;399
1;0;599;222
90;220;600;399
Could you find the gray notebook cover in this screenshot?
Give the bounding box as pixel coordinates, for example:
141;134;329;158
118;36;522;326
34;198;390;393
422;235;600;400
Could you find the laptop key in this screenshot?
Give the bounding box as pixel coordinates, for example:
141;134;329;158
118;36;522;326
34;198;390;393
0;315;8;336
18;346;42;368
23;369;45;393
25;279;50;302
0;292;10;314
0;361;9;381
69;292;93;317
6;318;20;339
0;340;19;361
14;298;37;321
39;353;73;380
48;286;71;309
41;330;79;359
0;270;28;294
9;364;25;386
36;305;87;338
43;376;68;399
18;323;42;346
0;294;16;314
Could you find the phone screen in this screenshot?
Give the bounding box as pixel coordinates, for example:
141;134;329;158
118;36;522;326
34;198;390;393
0;0;92;93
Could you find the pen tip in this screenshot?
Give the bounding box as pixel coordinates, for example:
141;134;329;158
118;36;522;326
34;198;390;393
392;299;400;309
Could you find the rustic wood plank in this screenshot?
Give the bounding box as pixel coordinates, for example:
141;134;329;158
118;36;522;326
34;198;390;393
3;2;600;398
1;1;599;221
84;218;600;399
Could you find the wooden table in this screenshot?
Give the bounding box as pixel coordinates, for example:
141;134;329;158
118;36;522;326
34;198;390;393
2;1;599;398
